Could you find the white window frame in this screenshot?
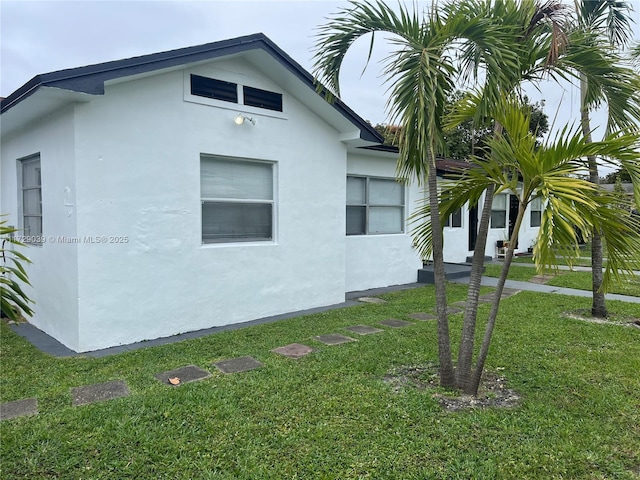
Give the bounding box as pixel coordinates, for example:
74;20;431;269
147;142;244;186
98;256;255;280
444;207;463;228
183;72;287;120
490;194;507;229
530;197;542;227
346;175;405;235
18;154;43;244
200;155;275;244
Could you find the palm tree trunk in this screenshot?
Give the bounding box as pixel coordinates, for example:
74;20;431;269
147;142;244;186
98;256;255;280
467;200;525;395
427;162;455;389
455;184;494;391
456;122;504;392
580;73;608;318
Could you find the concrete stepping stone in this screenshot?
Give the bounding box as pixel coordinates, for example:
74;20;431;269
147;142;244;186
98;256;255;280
271;343;313;359
314;333;356;345
357;297;386;304
71;380;130;406
155;365;212;386
0;398;38;421
344;325;384;335
530;274;555;284
447;307;464;315
478;294;494;303
501;288;521;298
214;356;263;374
409;313;436;321
379;319;413;328
451;301;467;308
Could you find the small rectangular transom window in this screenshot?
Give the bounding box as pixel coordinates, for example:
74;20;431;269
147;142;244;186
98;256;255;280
191;74;238;103
243;85;283;112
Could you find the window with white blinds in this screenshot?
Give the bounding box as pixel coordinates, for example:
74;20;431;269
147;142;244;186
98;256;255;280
491;194;507;228
530;197;542;227
200;155;274;243
20;154;42;243
346;176;404;235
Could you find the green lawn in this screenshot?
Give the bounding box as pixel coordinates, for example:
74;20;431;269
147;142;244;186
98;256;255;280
2;285;640;479
484;264;640;297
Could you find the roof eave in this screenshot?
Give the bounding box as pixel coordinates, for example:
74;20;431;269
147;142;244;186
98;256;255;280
1;33;383;144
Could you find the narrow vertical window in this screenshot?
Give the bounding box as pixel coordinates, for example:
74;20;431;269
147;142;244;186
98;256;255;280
530;197;542;227
20;154;42;243
490;194;507;228
444;208;462;228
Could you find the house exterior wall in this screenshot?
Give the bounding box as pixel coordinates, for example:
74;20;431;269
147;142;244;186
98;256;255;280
442;202;471;263
68;58;350;351
345;153;423;291
0;107;80;349
2;51;546;353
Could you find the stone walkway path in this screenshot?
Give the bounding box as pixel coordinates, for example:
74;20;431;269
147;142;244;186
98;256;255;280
4;281;636;421
2;292;500;421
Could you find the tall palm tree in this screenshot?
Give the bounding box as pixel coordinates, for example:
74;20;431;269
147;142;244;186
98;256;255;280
313;0;522;388
413;95;640;394
447;0;571;393
573;0;636;317
450;0;640;392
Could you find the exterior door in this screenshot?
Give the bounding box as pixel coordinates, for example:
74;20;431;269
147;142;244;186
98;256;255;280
468;204;478;251
508;194;519;248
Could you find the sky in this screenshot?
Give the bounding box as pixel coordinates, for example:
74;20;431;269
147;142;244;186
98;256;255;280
1;0;639;174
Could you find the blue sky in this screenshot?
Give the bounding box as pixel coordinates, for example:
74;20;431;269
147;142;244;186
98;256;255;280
2;0;638;173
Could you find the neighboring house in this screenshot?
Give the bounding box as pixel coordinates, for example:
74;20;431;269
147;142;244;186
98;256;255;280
600;182;634;205
0;34;540;352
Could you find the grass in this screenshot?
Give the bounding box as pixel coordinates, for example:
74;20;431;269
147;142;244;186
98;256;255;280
2;285;640;479
484;264;640;297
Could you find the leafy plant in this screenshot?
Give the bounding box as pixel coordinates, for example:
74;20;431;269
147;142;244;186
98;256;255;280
1;216;34;321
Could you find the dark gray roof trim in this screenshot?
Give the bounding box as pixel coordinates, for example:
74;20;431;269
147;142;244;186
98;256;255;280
358;145;473;175
1;33;382;144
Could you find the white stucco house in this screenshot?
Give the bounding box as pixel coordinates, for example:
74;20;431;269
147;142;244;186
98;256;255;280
1;34;540;352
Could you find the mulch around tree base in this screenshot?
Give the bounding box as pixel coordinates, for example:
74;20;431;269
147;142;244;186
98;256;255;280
383;363;522;412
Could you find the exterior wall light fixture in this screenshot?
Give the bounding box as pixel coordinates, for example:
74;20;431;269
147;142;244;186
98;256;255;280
234;113;256;125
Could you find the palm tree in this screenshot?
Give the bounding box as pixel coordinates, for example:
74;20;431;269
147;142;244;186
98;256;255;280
573;0;637;317
313;0;523;388
451;0;640;392
413;95;640;394
314;0;640;396
448;0;571;393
